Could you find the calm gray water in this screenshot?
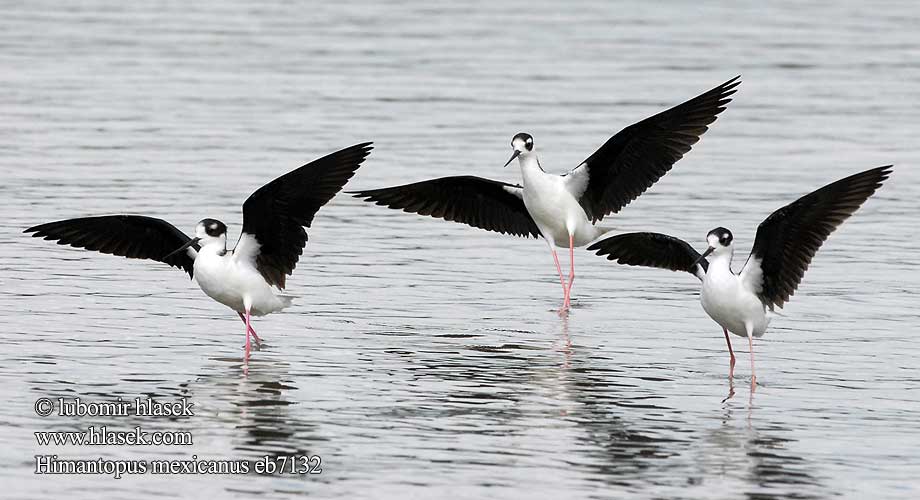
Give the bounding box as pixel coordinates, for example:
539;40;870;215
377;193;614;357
2;1;919;498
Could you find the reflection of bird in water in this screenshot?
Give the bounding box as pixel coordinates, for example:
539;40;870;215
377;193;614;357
555;313;573;370
551;333;688;485
590;166;891;388
25;143;373;362
695;404;827;499
187;357;325;466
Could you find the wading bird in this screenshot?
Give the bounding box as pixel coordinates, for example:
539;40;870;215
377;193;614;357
352;77;740;312
25;143;373;361
588;166;892;385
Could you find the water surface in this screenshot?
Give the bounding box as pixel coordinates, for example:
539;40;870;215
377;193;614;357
2;1;919;498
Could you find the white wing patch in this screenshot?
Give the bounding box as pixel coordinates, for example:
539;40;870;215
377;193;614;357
232;232;262;264
693;263;707;281
563;163;590;200
740;255;764;295
502;184;525;199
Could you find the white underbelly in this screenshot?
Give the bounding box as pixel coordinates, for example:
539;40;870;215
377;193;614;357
522;179;596;247
701;277;769;338
193;255;289;316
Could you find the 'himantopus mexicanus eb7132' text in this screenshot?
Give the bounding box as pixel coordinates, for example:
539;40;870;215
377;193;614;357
588;165;892;385
25;143;373;361
352;77;740;312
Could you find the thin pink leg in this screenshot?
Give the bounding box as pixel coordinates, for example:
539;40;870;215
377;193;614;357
564;234;575;308
723;328;736;378
748;334;757;389
551;248;569;305
243;308;252;362
239;312;262;345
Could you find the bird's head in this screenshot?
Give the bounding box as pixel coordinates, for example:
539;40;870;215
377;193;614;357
699;227;734;261
503;132;535;167
195;219;228;249
163;218;227;260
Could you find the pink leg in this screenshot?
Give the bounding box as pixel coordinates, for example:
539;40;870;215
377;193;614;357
723;328;736;378
748;334;757;389
550;248;569;305
238;312;262;345
722;376;735;403
564;234;575;308
243;308;252;362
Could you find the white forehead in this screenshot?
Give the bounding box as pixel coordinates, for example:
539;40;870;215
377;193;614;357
707;233;721;245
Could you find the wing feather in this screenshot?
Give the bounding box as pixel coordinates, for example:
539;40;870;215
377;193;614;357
350;176;541;238
741;166;892;309
587;232;708;280
568;76;740;222
237;142;373;289
24;215;198;277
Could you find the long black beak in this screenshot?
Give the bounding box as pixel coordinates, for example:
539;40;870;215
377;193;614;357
503;150;521;168
693;246;715;267
164;238;200;260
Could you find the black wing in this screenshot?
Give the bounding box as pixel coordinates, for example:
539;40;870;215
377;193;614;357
569;76;740;222
587;232;708;280
24;215;198;278
742;165;892;310
350;176;541;239
238;142;373;289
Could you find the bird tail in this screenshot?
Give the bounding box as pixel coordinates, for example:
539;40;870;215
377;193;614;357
592;225;617;240
278;295;294;310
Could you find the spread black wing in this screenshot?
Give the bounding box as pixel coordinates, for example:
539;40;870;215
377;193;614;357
24;215;198;278
568;76;740;222
588;232;708;280
238;142;373;289
350;176;540;238
741;165;892;310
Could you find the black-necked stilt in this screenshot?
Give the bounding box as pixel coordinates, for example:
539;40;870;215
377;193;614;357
588;166;892;385
25;143;373;361
352;77;740;312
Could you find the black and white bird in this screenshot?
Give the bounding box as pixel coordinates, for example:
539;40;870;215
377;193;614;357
588;166;892;384
351;77;740;311
24;143;373;361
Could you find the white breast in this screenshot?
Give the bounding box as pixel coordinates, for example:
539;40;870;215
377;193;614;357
193;246;291;316
519;156;598;247
700;257;770;338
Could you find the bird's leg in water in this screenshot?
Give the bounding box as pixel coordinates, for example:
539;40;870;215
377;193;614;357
549;246;569;308
564;234;576;309
748;332;757;390
243;308;252;362
722;376;736;403
239;312;262;347
723;328;736;378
